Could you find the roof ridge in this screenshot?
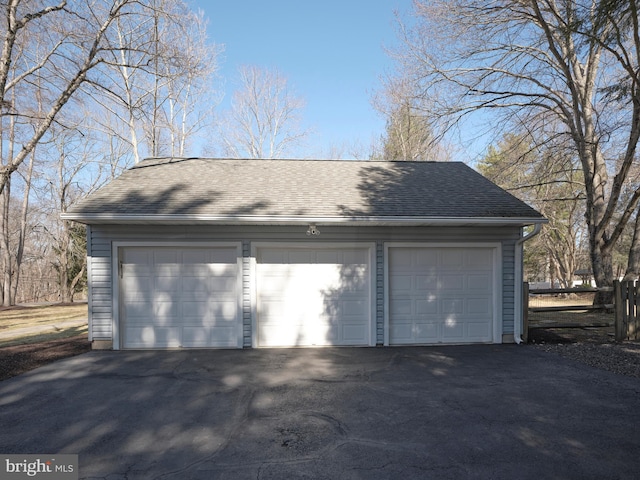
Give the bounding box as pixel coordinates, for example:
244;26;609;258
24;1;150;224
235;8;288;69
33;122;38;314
134;157;455;169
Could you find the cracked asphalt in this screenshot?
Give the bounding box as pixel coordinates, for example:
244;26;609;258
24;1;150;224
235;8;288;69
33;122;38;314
1;345;639;479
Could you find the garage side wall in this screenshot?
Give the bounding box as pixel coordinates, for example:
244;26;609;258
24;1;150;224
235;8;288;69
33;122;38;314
503;239;517;338
86;224;521;348
87;225;113;345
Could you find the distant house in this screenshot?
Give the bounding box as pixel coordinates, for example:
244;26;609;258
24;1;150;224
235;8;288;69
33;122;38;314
63;158;546;350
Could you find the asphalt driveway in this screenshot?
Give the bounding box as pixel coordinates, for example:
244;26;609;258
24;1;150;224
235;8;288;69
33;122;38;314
0;345;638;479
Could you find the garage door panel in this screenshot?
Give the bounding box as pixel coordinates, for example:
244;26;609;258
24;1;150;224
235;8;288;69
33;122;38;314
121;276;151;295
416;298;438;314
390;321;439;344
442;320;464;340
182;327;212;347
182;263;235;275
122;263;152;276
181;300;211;319
315;250;341;263
153;299;177;320
153;249;179;264
468;298;491;314
468;274;492;291
182;248;237;264
390;249;413;267
182;326;236;347
181;275;236;294
155;275;180;292
389;246;496;345
416;275;437;290
288;250;315;263
261;326;306;346
341;299;368;316
441;275;464;291
389;323;412;342
441;250;464;267
122;249;151;264
120;246;240;349
341;324;367;343
467;321;492;338
125;326;181;348
183;300;238;321
413;322;439;343
390;298;412;315
467;252;493;268
342;249;368;264
256;246;372;347
415;249;438;266
337;267;368;291
122;302;152;322
442;298;464;314
390;275;412;291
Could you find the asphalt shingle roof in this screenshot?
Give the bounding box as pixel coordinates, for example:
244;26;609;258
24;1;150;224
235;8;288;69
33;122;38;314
65;158;544;224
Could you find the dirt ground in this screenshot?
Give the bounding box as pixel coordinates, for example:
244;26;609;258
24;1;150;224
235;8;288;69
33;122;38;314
527;307;617;344
528;325;615;344
0;334;91;381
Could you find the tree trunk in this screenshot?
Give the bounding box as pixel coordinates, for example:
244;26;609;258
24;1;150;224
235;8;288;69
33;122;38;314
590;231;615;304
1;182;12;306
623;207;640;281
11;148;35;303
68;263;86;303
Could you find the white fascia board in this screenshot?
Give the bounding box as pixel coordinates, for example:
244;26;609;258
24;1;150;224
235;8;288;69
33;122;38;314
61;213;548;227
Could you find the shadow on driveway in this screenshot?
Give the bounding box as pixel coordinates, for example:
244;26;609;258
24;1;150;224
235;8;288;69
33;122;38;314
0;345;638;479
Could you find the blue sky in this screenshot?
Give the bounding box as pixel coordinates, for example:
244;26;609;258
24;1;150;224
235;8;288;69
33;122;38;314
195;0;412;158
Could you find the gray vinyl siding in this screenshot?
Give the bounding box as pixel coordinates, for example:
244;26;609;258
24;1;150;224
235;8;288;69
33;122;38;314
87;224;522;346
242;241;252;348
88;226;114;340
376;241;384;345
502;240;516;335
86;226;93;342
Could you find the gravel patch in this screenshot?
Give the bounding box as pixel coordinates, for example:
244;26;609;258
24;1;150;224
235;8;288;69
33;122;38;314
528;323;640;378
531;340;640;378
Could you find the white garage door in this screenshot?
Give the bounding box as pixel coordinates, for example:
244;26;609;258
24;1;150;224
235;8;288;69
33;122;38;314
256;246;373;347
388;246;496;345
119;246;241;349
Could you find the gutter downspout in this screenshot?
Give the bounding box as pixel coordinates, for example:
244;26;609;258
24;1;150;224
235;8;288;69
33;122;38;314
514;223;543;344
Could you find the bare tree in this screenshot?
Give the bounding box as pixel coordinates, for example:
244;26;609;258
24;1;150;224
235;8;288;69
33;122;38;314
0;0;218;304
478;132;586;288
392;0;640;294
0;0;156;195
83;0;221;163
218;66;309;159
373;76;451;161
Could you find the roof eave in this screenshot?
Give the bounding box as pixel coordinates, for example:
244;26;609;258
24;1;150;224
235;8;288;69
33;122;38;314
61;213;548;227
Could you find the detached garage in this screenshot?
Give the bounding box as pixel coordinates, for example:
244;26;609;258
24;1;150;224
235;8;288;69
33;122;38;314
63;158;545;350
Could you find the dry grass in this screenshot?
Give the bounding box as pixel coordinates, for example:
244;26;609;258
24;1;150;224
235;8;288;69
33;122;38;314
527;293;615;343
0;303;88;348
528;292;596;308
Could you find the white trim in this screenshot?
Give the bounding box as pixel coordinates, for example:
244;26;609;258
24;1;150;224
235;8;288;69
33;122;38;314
63;212;547;227
112;241;243;350
384;242;503;345
251;241;377;347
